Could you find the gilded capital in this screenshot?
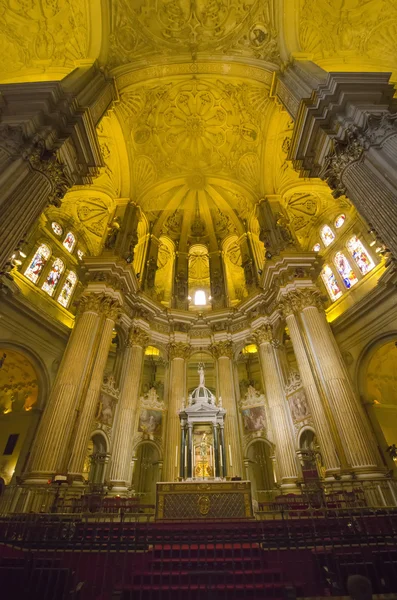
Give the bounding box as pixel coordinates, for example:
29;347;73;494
280;288;323;315
252;324;273;346
210;341;234;359
168;342;192;360
99;296;122;321
26;141;71;207
77;293;103;315
127;326;149;348
77;293;121;321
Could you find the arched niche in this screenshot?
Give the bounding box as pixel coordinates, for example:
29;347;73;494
0;346;47;484
133;441;161;505
298;428;323;479
222;235;248;306
83;431;109;486
236;344;262;400
358;336;397;468
246;440;275;503
154;236;175;307
187;351;215;398
141;345;167;401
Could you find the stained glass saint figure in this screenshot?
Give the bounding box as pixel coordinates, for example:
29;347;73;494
347;236;375;275
320;225;335;247
42;258;64;296
321;265;342;301
63;231;76;253
334;252;358;289
334;214;346;229
24;244;51;283
57;271;77;308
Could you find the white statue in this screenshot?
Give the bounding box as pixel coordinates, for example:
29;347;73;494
198;363;205;387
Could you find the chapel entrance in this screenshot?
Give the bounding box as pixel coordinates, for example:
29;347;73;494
246;440;275;502
134;442;160;505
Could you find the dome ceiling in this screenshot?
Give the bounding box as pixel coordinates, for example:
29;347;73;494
115;76;273;200
140;178;256;252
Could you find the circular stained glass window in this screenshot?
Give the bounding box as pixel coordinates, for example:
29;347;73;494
334;214;346;229
312;243;321;252
52;222;63;236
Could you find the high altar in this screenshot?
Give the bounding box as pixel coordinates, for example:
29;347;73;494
155;365;253;520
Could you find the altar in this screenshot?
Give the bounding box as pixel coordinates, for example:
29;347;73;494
155;364;253;520
156;480;253;520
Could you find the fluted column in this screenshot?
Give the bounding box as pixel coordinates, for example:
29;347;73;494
108;327;149;494
25;294;108;482
286;289;381;474
253;325;299;487
210;342;243;477
163;343;190;482
280;304;343;475
68;299;121;479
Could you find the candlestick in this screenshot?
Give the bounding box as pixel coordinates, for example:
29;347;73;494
209;445;213;467
229;444;233;468
175;445;178;469
220;445;223;467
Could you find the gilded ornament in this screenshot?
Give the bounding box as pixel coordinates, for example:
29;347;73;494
210;341;234;359
127;327;149;348
279;289;323;316
252;324;273;345
168;342;192;360
198;495;211;516
26;142;71;207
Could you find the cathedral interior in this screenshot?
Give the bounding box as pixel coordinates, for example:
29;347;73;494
1;0;397;597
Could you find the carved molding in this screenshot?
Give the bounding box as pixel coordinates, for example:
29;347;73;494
285;371;302;395
25;141;72;207
140;386;166;411
77;293;122;321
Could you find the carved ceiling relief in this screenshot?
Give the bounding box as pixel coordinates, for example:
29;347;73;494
299;0;397;77
94;118;121;198
0;0;89;82
118;78;270;190
0;349;39;415
108;0;280;67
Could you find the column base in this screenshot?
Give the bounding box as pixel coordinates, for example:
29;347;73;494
106;483;132;497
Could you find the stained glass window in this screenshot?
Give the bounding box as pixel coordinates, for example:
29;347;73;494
63;232;76;253
52;222;63;236
334;214;346;229
321;265;342;301
77;249;84;260
41;258;64;296
334;251;358;289
24;244;51;283
57;271;77;308
320;225;335;247
346;235;375;275
312;243;321;252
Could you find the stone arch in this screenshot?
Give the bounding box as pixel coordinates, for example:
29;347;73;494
244;438;276;502
133;440;162;504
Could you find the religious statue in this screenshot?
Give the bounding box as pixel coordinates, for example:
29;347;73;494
200;433;207;459
105;217;121;250
198;363;205;387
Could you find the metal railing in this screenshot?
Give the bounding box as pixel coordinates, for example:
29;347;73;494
0;506;396;599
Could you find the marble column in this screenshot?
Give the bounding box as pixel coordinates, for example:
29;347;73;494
25;293;109;482
280;304;343;475
163;343;190;482
68;299;121;480
107;326;149;493
253;325;299;487
210;342;243;477
285;288;381;474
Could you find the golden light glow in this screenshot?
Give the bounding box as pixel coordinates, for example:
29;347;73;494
145;346;160;356
242;345;258;355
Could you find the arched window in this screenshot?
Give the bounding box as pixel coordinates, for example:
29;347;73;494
24;244;51;283
347;235;375;275
321;265;342;301
63;231;76;253
334;214;346;229
320;225;335;247
334;251;358;289
57;271;77;308
188;245;211;308
51;222;63;236
42;258;64;296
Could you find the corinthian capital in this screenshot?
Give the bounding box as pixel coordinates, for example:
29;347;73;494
252;324;273;346
77;293;103;315
26;140;71;207
210;341;234;359
99;296;122;321
127;326;149;348
168;342;192;360
280;288;323;315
